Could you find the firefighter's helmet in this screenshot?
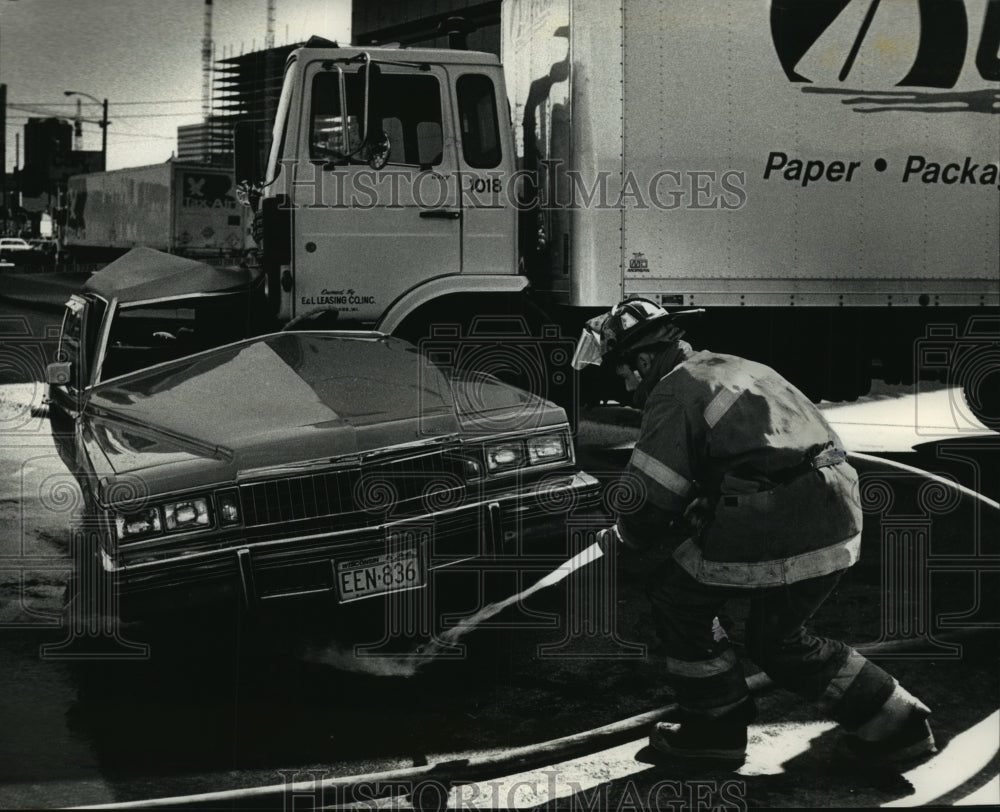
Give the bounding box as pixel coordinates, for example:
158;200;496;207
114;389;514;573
571;297;686;369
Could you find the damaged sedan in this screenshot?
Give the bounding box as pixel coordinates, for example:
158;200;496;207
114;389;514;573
46;249;599;633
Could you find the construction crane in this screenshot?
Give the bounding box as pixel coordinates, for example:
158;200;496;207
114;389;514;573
265;0;276;50
263;0;278;138
202;0;214;121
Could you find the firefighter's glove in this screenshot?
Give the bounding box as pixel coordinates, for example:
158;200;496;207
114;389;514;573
596;526;622;557
682;497;714;538
601;523;651;555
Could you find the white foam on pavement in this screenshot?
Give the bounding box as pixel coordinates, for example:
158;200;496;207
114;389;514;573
738;721;838;776
882;710;1000;808
953;774;1000;806
820;387;993;453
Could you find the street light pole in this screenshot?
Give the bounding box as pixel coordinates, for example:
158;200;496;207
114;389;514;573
63;90;109;170
100;97;108;168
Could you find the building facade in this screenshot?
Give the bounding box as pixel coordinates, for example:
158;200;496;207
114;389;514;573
198;1;502;169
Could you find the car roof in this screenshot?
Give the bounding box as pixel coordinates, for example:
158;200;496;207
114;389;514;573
84;246;259;303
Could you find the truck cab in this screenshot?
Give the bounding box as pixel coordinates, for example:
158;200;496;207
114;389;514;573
236;8;999;426
242;41;521;330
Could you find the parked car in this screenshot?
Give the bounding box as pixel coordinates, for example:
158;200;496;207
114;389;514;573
0;236;36;265
47;248;599;630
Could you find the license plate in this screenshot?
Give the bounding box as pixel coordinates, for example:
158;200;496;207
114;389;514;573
335;547;424;603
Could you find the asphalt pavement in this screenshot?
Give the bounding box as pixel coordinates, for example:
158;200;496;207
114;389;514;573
0;376;996;809
1;265;998;809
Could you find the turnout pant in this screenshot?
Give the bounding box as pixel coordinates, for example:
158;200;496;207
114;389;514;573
646;557;897;730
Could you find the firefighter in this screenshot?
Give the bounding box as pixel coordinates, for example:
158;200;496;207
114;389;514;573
572;297;936;768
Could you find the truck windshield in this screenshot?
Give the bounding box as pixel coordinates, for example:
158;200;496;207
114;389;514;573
309;69;443;167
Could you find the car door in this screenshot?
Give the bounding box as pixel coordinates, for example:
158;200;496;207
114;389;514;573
291;59;461;325
48;295;111;417
46;294;110;477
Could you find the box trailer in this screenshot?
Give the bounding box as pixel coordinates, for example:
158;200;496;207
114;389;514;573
235;0;999;422
63;161;246;263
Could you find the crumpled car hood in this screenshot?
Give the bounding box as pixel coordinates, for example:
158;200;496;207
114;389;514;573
82;332;558;493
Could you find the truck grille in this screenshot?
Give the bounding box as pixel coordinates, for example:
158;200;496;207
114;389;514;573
239;449;474;530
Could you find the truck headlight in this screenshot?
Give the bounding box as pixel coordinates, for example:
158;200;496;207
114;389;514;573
115;508;162;541
163;497;211;532
526;433;568;465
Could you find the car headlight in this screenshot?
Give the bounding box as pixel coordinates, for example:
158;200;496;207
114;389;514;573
163;497;212;532
215;490;242;526
113;493;226;541
114;507;162;541
484;432;570;474
526;433;568;465
485;441;525;472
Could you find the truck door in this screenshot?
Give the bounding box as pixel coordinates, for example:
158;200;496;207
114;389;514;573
292;61;460;325
451;71;517;277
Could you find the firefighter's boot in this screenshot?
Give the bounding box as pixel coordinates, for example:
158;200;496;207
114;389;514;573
649;699;756;763
843;683;936;768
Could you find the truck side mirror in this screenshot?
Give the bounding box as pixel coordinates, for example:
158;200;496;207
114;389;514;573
365;130;391;171
46;361;73;387
358;59;381;143
233;120;267;205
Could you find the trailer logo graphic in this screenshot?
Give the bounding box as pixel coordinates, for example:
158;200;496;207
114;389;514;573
186;175;206;200
771;0;1000;93
181;172;238;210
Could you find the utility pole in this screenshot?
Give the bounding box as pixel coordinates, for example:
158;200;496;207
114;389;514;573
73;98;83;150
100;97;108;169
63;91;109;171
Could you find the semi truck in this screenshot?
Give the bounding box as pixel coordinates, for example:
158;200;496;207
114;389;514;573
234;0;1000;426
62;161;245;264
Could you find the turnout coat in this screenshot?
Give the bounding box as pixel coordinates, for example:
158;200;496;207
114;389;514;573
616;345;863;588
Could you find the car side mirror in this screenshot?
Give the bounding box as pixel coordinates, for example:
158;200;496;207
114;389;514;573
46;361;73;386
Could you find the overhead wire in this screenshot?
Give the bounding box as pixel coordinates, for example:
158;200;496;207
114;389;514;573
12;98;203;107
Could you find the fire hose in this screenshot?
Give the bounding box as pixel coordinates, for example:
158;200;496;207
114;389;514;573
73;629;993;810
75;451;998;809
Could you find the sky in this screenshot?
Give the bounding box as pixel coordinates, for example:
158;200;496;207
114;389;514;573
0;0;352;172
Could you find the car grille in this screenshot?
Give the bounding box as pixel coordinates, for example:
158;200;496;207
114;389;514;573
239;448;475;530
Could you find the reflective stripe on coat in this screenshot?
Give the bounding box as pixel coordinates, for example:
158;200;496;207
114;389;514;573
623;349;863;587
